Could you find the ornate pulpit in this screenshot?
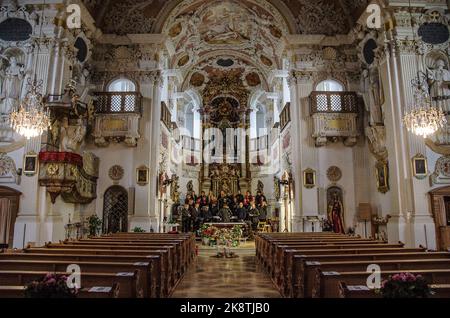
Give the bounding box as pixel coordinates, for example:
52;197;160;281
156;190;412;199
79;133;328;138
38;151;99;204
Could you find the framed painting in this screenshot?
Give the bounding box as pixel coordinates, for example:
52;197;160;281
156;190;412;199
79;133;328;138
376;161;389;194
24;153;38;175
412;154;428;179
303;168;316;189
136;166;149;186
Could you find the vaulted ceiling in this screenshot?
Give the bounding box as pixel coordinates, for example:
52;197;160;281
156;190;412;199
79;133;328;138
82;0;370;36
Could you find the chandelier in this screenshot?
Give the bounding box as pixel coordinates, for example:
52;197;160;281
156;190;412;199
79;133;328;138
403;106;446;139
10;78;51;139
402;0;447;138
403;74;446;138
9;0;51;139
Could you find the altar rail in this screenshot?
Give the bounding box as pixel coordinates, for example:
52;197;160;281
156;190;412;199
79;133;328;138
310;91;359;114
94;92;143;114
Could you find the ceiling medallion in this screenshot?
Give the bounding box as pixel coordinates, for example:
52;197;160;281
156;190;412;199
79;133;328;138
109;165;124;182
327;166;342;182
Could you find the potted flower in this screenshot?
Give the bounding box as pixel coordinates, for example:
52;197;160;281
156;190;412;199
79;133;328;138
25;273;78;298
87;215;102;237
132;227;145;233
378;273;434;298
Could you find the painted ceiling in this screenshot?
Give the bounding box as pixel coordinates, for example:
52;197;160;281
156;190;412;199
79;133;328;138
82;0;370;36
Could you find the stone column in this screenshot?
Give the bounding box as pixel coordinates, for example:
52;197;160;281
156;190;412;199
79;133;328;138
289;72;318;232
148;73;163;231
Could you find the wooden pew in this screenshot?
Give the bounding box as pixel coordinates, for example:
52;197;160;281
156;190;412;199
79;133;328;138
0;260;153;298
338;279;450;299
280;247;425;297
0;283;120;298
312;259;450;298
43;243;176;294
270;243;407;289
291;252;450;298
23;247;169;297
0;270;141;298
0;252;160;297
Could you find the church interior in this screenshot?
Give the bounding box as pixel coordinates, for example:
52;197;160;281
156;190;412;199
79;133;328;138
0;0;449;300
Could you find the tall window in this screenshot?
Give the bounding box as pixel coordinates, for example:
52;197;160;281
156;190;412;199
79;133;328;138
107;78;136;112
108;78;136;92
315;80;344;111
316;80;344;92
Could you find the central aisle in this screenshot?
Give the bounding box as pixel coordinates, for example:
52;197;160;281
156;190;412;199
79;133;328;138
171;244;282;298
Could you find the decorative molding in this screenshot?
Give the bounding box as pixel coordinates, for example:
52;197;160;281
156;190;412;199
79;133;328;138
0;152;20;185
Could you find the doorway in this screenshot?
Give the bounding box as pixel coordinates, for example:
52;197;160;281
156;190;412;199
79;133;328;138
0;186;21;248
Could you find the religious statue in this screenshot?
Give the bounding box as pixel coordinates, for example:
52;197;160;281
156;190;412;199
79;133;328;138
428;58;450;110
366;125;388;160
327;193;345;234
61;118;87;153
361;68;384;125
0;56;25;114
221;179;231;195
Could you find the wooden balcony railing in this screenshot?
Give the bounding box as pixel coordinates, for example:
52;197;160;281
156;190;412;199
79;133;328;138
310;91;359;114
94;92;143;114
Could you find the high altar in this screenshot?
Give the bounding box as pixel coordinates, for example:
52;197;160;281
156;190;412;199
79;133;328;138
198;87;252;196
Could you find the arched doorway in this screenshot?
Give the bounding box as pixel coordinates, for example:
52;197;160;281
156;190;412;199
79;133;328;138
429;186;450;251
0;186;21;247
103;186;128;234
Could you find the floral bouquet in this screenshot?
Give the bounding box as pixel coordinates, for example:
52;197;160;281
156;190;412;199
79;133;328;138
378;273;434;298
25;273;78;298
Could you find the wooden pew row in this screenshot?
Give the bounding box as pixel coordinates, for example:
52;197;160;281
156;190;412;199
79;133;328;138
280;247;426;297
43;243;176;293
339;282;450;299
312;260;450;298
60;241;182;280
289;251;450;298
270;242;404;280
255;233;347;259
269;243;407;286
0;270;140;298
0;260;154;298
0;283;120;298
79;237;192;272
290;252;450;298
25;246;171;297
0;252;161;298
262;238;389;270
256;235;367;262
258;237;397;270
101;233;197;265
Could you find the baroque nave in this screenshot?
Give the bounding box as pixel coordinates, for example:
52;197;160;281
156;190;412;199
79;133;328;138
0;0;449;300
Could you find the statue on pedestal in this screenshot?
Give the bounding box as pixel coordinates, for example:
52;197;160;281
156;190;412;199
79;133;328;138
327;193;345;234
0;56;25;115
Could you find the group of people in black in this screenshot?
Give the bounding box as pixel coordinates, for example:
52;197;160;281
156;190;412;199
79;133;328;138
178;189;269;234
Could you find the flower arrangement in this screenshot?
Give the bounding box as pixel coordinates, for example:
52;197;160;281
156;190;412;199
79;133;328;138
87;215;102;237
378;273;434;298
25;274;78;298
132;227;145;233
199;225;243;248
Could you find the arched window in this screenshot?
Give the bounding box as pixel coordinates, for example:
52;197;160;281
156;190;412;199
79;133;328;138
107;78;137;112
107;78;136;92
316;80;344;92
103;186;128;234
315;80;345;111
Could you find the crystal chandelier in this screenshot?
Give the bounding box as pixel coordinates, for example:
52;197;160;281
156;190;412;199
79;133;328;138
402;0;447;138
10;78;51;139
403;106;446;138
9;1;51;139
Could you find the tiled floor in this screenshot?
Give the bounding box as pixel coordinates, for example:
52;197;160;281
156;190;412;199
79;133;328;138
171;245;282;298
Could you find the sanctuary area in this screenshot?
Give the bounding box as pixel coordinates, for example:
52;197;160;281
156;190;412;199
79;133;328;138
0;0;449;300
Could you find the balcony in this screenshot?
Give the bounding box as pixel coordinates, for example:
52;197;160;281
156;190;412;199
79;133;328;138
309;91;361;147
92;92;143;147
310;91;359;114
94;92;142;114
